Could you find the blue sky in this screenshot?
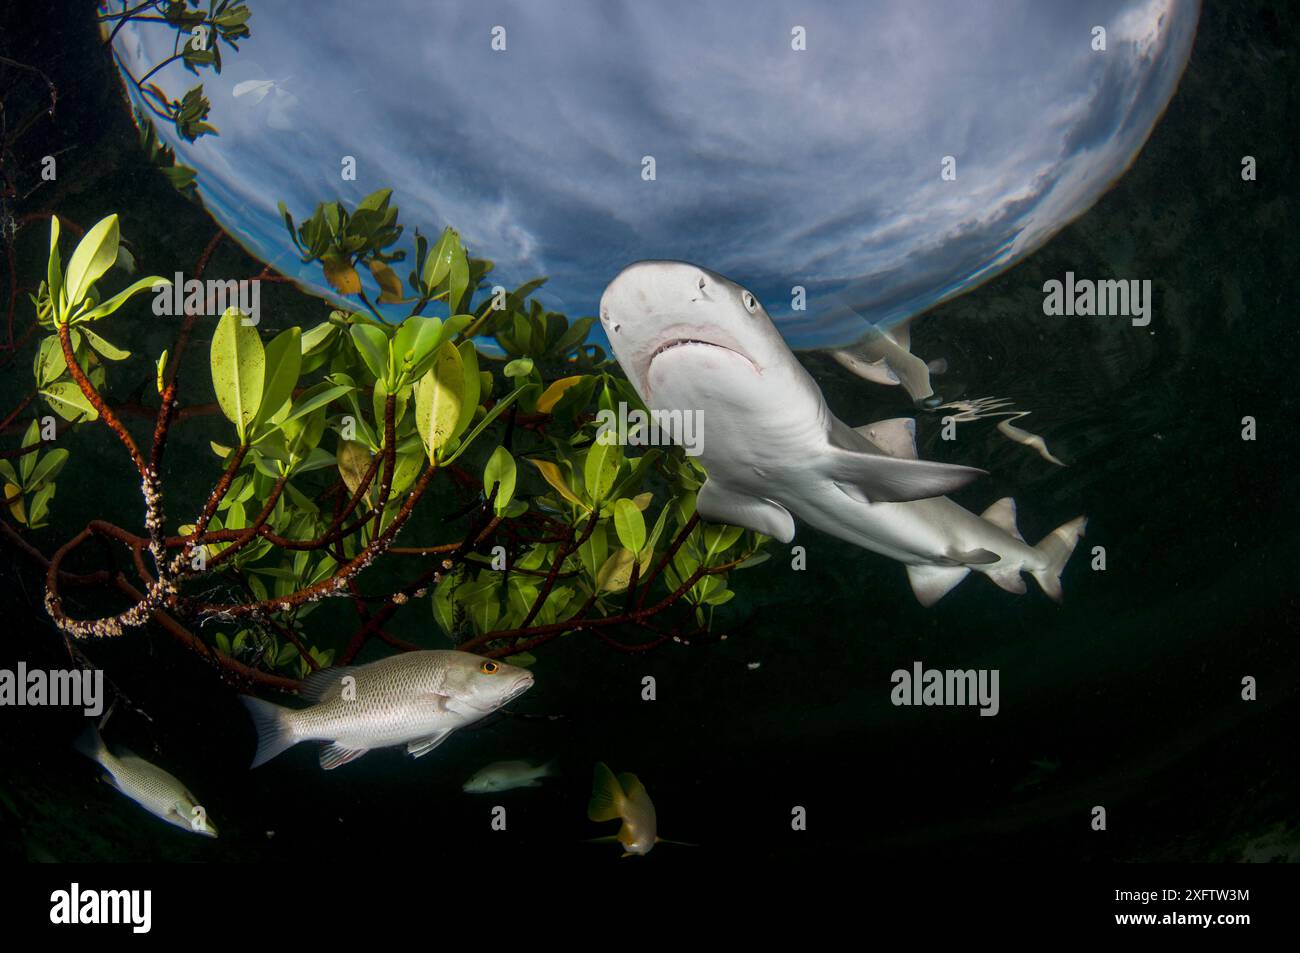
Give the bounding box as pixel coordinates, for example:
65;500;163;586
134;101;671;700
112;0;1198;349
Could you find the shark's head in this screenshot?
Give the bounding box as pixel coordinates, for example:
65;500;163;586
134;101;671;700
599;261;789;402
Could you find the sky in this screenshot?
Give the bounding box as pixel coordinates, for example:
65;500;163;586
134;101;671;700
112;0;1199;349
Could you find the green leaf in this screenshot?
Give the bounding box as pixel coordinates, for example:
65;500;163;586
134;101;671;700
33;335;67;387
448;240;470;310
596;548;637;593
282;382;353;424
210;307;266;442
349;323;389;381
421;227;457;292
583;432;623;504
40;382;98;422
613;498;647;554
503;357;533;379
47;216;63;313
27;448;69;489
63;214;120;308
77;275;170;321
77;325;131;361
414;342;464;463
440;384;526;466
337;440;372;496
300;321;337;354
454;340;480;439
483;446;517;515
254;327;302;429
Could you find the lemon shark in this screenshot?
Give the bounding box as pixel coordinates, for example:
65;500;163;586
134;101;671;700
598;261;1086;605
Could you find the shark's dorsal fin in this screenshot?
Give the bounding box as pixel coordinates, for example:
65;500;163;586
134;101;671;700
697;481;795;543
825;447;984;504
854;418;917;459
980;497;1023;540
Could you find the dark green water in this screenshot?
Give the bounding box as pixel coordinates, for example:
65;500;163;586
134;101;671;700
0;2;1296;865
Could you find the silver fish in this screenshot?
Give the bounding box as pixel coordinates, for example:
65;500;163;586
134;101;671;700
241;650;534;770
463;759;557;794
74;724;217;837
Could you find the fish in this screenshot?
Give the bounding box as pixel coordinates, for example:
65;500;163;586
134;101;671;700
241;650;534;770
587;762;660;856
828;320;947;408
462;759;557;794
73;723;217;837
599;261;1086;605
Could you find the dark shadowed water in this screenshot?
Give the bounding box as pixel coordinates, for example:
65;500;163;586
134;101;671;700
0;1;1296;868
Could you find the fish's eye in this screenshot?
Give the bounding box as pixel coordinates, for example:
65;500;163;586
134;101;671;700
480;660;499;675
741;290;759;313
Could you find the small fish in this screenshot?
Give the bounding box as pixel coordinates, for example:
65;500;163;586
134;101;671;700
588;762;676;857
241;650;534;770
463;759;557;794
74;724;217;837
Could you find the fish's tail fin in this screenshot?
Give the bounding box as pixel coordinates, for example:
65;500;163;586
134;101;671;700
588;762;625;822
540;759;560;778
72;722;106;765
1030;516;1088;603
240;696;297;768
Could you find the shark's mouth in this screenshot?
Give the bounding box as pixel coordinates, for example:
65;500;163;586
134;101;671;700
647;337;758;373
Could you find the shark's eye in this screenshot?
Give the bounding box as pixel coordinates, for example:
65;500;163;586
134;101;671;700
480;660;500;675
742;290;759;313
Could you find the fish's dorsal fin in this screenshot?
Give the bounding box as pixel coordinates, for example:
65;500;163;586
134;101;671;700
407;730;454;759
617;772;647;801
588;762;626;822
826;447;984;504
697;481;795;543
298;666;359;704
905;564;971;607
854;418;917;459
981;497;1023;540
320;743;368;770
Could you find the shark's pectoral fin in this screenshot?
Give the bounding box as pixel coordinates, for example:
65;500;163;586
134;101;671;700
905;564;971;607
697;481;795;543
825;447;984;504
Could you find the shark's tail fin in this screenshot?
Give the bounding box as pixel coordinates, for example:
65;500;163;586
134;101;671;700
1029;516;1088;603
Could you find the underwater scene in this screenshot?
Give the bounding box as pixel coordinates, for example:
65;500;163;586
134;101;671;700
0;0;1297;925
